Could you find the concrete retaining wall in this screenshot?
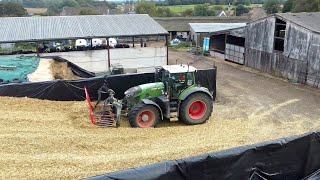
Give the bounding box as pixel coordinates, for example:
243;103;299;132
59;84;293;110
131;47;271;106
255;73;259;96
41;47;167;73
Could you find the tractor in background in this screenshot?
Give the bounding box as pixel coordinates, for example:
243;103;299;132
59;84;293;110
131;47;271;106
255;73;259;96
85;64;213;128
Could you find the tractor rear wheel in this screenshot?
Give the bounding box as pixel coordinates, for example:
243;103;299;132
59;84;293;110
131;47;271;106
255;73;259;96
129;103;160;128
179;93;212;125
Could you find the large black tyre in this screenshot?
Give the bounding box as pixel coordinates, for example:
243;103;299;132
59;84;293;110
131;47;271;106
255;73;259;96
179;93;213;125
129;103;160;128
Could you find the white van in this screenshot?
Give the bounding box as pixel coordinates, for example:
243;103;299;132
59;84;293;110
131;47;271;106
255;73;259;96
108;38;117;48
75;39;88;49
100;38;118;48
92;38;102;47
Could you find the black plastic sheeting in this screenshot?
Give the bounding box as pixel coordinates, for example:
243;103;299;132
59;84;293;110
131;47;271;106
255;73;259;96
85;132;320;180
0;69;216;101
42;56;95;78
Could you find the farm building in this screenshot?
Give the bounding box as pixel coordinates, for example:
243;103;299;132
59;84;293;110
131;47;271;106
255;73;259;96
189;23;246;49
245;12;320;88
0;14;169;74
154;16;249;41
25;8;48;16
246;7;267;21
216;26;247;64
214;10;229;17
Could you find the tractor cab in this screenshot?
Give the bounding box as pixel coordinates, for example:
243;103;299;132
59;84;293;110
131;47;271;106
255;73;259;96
156;65;197;99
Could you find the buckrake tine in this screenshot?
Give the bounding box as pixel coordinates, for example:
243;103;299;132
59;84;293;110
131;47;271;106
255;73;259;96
97;121;117;127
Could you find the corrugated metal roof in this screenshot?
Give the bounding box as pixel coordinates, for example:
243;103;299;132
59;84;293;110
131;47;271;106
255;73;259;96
154;17;249;32
0;14;168;43
248;8;267;21
211;26;246;37
189;23;247;33
276;12;320;33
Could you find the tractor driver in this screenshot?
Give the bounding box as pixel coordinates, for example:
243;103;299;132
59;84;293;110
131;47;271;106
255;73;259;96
179;74;186;82
171;73;186;83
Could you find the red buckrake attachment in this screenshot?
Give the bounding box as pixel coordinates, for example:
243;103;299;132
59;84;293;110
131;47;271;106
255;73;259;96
84;87;117;127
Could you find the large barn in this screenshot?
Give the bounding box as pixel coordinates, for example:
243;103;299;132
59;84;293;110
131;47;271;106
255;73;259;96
0;14;169;74
245;12;320;88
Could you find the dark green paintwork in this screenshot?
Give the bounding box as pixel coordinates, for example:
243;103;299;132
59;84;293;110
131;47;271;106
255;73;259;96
178;85;213;100
133;82;164;100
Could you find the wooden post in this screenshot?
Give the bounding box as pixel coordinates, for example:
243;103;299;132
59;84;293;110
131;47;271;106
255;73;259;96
107;38;111;70
36;42;40;57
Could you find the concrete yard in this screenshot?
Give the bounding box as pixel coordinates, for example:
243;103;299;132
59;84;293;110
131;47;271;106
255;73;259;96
0;51;320;179
170;51;320;125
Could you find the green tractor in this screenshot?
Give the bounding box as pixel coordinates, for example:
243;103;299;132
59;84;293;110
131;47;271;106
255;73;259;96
85;64;213;128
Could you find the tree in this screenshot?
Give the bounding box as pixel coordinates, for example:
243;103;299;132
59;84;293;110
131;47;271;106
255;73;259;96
23;0;47;8
293;0;319;12
181;8;194;16
79;9;99;15
245;0;251;5
234;0;251;6
156;7;176;17
263;0;281;14
235;4;249;16
207;8;216;16
282;0;295;12
1;0;23;3
61;0;80;8
194;5;209;16
212;5;224;10
136;1;157;16
0;2;27;17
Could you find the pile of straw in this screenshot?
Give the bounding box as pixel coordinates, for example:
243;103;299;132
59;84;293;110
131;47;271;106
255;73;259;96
0;96;318;179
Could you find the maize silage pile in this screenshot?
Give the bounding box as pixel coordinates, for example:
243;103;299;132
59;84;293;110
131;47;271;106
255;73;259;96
0;96;318;179
28;58;80;82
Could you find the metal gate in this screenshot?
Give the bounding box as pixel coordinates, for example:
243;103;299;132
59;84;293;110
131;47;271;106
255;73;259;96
225;44;245;65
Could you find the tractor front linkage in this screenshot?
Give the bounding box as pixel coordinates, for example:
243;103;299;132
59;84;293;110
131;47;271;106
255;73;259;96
84;86;122;127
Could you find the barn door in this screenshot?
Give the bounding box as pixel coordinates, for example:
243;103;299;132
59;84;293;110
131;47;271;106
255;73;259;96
225;44;245;65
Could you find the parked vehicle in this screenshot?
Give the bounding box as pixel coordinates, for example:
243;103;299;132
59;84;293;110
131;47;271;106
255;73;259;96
92;39;102;48
75;39;88;50
176;35;187;41
170;38;181;46
108;38;117;48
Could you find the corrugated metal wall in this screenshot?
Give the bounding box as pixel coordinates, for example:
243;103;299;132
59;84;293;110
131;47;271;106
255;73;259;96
245;16;320;87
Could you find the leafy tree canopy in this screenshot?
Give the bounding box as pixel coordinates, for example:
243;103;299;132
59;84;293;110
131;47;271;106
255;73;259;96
0;2;27;17
263;0;281;14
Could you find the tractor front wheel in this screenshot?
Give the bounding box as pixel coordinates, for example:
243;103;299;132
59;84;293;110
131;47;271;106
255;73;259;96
180;93;213;125
129;104;160;128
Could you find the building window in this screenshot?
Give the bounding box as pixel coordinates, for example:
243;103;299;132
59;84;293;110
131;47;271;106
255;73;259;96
274;18;286;52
